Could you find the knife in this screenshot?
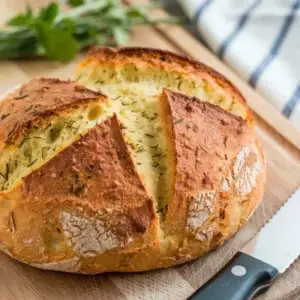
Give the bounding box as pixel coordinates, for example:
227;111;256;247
188;187;300;300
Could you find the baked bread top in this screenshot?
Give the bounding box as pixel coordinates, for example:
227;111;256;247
0;47;265;274
0;78;107;192
0;78;105;147
160;89;252;235
77;47;252;122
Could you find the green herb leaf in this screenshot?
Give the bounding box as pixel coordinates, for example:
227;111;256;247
126;6;147;20
112;27;129;46
1;0;180;61
95;34;108;45
8;15;31;26
35;22;78;62
8;6;33;26
67;0;85;7
39;3;59;24
58;18;76;34
0;30;38;60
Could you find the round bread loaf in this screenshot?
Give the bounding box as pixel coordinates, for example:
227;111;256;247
0;47;265;274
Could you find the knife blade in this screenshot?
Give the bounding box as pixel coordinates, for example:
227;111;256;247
188;187;300;300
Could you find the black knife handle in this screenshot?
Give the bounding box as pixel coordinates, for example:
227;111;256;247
187;252;279;300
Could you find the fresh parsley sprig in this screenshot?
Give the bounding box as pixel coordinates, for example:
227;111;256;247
0;0;179;62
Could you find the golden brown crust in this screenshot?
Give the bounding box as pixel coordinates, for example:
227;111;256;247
160;88;252;231
25;114;154;215
0;78;107;150
0;115;159;269
156;89;265;261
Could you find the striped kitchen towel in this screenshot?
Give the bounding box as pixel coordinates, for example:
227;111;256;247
177;0;300;130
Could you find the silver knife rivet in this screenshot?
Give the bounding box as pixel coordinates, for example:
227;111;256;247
231;265;247;277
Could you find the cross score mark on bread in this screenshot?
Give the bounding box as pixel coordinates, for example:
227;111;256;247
0;47;265;273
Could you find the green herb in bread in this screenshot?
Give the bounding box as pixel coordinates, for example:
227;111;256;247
0;78;107;192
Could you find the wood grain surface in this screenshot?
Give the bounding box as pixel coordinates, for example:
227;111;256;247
1;1;300;299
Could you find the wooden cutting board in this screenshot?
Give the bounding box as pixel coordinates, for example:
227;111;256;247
1;1;300;299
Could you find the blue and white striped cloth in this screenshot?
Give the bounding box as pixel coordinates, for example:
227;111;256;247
177;0;300;130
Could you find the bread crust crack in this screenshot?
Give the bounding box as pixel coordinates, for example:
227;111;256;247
61;211;122;257
186;191;216;232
